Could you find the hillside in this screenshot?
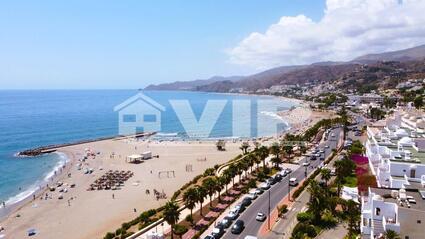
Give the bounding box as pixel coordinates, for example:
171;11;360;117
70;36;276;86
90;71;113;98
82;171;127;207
145;44;425;92
353;45;425;63
144;76;243;91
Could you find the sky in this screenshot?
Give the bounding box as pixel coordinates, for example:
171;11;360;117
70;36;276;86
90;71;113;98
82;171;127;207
1;0;425;89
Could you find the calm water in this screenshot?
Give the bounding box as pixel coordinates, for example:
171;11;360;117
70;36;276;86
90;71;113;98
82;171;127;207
0;90;295;205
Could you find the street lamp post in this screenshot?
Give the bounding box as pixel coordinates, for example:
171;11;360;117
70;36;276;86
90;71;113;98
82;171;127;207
268;190;271;230
288;172;291;202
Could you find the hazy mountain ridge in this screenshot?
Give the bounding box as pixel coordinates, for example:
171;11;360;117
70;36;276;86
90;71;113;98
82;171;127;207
352;44;425;63
144;44;425;92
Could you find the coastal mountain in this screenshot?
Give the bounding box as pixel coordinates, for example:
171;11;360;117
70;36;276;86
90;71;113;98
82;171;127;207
352;44;425;63
144;44;425;92
144;76;243;90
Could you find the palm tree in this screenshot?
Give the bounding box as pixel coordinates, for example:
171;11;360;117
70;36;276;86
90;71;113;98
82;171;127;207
220;173;231;193
283;145;293;163
182;187;198;218
383;230;401;239
270;143;282;168
334;160;344;195
245;154;255;173
239;160;249;179
345;199;360;237
227;164;237;185
307;180;325;222
258;146;269;168
195;185;206;216
235;161;244;182
321;168;331;186
202;177;217;207
163;200;180;239
214;176;224;202
239;142;250;154
253;152;262;171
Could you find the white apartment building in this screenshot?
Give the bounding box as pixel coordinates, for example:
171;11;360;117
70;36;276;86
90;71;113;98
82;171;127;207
361;187;425;239
365;110;425;189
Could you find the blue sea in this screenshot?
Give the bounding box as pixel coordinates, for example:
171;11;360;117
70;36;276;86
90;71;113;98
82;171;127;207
0;90;295;207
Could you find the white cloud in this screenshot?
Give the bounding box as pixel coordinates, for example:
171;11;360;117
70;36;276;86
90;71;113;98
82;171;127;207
229;0;425;69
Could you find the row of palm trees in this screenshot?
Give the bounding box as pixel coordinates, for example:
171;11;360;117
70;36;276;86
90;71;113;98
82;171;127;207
164;140;305;238
180;145;275;221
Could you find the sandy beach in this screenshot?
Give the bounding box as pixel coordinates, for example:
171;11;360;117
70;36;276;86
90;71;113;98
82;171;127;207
0;138;247;239
0;102;331;239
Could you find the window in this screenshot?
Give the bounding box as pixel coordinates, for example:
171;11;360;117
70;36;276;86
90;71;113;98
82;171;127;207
417;220;421;224
375;207;381;216
143;114;157;122
123;114;136;122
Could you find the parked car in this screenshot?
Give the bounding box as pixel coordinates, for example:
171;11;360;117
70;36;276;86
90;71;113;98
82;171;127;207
267;177;277;185
241;197;252;207
254;188;263;195
274;174;283;182
260;182;271;190
204;235;215;239
231;220;245;234
220;218;231;228
302;162;310;167
227;208;239;220
247;190;258;200
285;168;292;174
234;203;246;212
211;225;225;238
256;212;267;221
279;170;288;177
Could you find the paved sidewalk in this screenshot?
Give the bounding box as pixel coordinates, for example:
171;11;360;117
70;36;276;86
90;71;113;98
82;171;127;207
316;223;347;239
260;188;310;239
261;128;345;239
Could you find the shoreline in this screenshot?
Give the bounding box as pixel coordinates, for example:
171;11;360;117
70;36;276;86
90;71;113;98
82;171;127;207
1;95;304;220
0;152;70;221
0;96;329;239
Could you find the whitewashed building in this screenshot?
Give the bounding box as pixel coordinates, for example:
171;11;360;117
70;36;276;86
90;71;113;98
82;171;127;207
361;187;425;239
365;110;425;189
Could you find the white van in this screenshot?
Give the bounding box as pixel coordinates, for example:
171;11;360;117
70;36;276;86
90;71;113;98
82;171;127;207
289;178;298;186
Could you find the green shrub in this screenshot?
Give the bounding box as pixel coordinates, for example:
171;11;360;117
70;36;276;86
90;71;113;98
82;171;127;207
173;224;188;236
104;232;115;239
115;228;123;235
247;179;257;189
297;212;313;223
171;190;181;200
278;204;288;217
292;223;317;238
185;214;194;224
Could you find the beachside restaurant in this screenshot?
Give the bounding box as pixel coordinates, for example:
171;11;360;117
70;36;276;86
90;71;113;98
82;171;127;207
126;154;143;164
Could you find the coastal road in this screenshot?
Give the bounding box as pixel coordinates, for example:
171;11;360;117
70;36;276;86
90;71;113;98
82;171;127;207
220;127;342;239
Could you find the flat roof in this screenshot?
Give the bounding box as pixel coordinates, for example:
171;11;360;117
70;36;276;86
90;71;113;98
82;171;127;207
370;187;425;211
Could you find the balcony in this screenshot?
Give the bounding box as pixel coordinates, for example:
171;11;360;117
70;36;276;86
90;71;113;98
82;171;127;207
383;216;400;233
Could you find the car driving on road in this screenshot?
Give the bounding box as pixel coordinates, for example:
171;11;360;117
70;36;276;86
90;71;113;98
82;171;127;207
255;212;267;221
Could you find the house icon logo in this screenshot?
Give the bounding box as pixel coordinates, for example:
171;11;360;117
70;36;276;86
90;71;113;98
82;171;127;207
114;92;165;135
